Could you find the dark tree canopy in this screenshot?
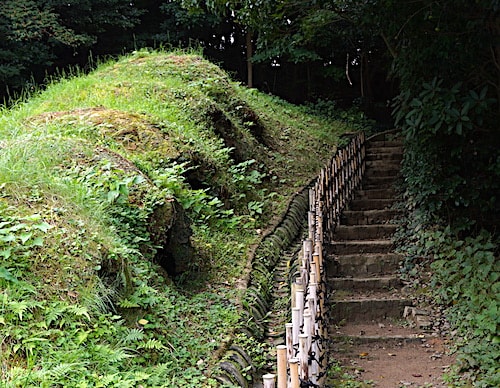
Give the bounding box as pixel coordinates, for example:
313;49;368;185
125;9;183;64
0;0;143;94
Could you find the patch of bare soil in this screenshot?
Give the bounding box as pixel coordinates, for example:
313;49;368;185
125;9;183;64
336;334;455;387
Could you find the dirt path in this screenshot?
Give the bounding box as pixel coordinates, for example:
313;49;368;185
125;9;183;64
333;323;455;387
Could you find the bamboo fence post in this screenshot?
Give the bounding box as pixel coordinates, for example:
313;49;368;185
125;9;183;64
300;265;308;288
309;281;318;315
308;210;315;239
289;358;300;388
317;215;323;244
298;334;309;381
285;323;294;360
303;239;313;263
303;311;312;349
277;345;287;388
315;241;323;273
263;373;276;388
313;252;320;283
292;282;304;310
295;288;304;327
292;307;300;347
307;294;317;360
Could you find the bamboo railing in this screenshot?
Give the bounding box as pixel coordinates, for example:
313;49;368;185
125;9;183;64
263;132;365;387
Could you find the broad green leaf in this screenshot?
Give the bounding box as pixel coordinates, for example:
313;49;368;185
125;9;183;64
0;266;19;283
19;232;33;244
0;234;16;243
0;248;12;259
33;222;52;233
32;236;44;246
107;190;120;203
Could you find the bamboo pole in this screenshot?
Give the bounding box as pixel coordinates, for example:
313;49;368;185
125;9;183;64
289;358;300;388
313;252;320;283
303;311;312;349
292;282;304;310
300;265;308;287
307;295;317;361
298;334;309;381
263;373;276;388
285;323;294;360
303;239;313;263
277;345;287;388
295;288;304;327
292;307;300;346
308;211;315;240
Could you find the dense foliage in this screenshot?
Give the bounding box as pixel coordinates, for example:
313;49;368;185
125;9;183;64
382;1;499;233
0;0;143;94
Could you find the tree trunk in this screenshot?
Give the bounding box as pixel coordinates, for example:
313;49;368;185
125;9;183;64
246;30;253;88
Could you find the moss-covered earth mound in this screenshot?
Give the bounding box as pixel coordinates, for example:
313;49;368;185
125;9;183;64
0;50;351;387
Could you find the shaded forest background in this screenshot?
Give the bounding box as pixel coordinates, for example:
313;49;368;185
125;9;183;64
1;0;393;118
1;0;499;234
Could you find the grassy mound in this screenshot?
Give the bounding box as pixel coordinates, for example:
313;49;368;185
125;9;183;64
0;49;351;387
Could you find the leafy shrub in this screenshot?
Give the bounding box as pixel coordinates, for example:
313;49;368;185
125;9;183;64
401;226;499;386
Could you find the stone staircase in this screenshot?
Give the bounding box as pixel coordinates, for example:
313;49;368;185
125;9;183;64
325;132;454;386
327;133;408;325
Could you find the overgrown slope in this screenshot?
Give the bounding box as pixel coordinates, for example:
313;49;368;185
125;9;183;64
0;49;351;387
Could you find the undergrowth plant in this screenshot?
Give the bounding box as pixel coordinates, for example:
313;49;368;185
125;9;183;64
0;49;350;386
396;219;499;387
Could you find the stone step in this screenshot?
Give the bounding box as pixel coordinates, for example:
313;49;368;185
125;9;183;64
326;253;401;277
328;275;402;291
349;198;395;211
330;240;393;255
367;140;403;148
355;188;395;200
364;168;400;178
335;224;398;240
365;147;404;157
365;152;403;162
362;183;396;191
341;209;401;225
362;176;399;188
330;297;412;322
365;159;402;169
330;322;431;344
364;171;399;179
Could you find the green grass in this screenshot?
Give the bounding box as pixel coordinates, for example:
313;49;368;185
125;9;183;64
0;48;352;386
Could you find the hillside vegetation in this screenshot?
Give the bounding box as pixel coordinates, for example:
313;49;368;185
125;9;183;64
0;49;351;387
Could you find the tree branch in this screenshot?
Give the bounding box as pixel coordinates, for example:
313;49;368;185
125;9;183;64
381;32;397;59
